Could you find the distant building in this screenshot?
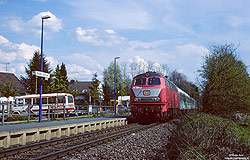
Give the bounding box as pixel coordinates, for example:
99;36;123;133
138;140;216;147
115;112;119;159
0;72;28;96
69;80;103;104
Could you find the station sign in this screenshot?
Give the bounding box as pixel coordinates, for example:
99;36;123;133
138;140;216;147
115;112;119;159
32;71;50;79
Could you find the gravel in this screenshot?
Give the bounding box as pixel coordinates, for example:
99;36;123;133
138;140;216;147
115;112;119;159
62;121;178;160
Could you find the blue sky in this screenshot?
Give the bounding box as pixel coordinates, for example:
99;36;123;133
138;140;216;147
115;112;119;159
0;0;250;82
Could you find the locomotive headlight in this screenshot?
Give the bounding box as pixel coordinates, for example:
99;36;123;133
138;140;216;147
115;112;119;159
134;98;141;102
155;97;160;102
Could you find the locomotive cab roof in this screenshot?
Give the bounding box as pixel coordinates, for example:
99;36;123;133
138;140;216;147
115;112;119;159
134;72;163;78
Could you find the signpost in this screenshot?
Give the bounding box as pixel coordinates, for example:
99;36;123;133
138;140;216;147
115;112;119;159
32;71;50;79
32;71;50;122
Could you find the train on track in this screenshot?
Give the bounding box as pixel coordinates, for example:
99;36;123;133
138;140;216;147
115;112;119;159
130;72;197;121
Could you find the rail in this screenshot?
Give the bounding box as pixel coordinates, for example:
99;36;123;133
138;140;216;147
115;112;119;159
0;123;158;159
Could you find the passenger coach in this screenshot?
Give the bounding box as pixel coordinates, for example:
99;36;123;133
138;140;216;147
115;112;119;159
12;93;75;116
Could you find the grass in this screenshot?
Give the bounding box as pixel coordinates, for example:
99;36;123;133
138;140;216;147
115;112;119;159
165;112;250;159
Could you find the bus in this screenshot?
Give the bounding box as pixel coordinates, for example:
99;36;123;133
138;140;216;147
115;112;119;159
12;93;75;116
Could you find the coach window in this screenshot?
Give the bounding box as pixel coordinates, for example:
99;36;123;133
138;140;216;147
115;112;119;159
25;99;31;105
134;78;146;85
148;78;161;85
48;97;56;104
68;96;73;103
17;99;24;104
34;98;40;105
42;97;48;104
58;96;66;103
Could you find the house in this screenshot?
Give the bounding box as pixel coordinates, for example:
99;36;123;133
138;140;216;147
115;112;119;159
69;80;103;105
0;72;28;96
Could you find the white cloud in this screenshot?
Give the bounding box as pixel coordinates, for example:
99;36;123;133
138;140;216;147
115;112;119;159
0;35;10;44
6;18;24;32
5;11;62;34
46;56;58;69
0;35;40;77
105;29;115;34
17;43;40;60
60;53;104;71
128;59;133;63
28;11;63;34
59;53;104;80
129;40;169;49
175;43;209;57
135;56;148;73
0;36;40;63
76;27;125;46
0;49;16;62
152;62;167;75
66;64;92;80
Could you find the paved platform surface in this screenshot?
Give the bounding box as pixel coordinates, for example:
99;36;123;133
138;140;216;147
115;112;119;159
0;116;129;132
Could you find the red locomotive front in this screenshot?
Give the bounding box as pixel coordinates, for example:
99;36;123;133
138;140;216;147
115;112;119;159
130;72;180;121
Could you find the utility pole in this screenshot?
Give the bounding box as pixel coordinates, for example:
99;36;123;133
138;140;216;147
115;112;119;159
0;63;10;72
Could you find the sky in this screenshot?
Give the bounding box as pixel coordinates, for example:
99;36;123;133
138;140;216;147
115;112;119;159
0;0;250;83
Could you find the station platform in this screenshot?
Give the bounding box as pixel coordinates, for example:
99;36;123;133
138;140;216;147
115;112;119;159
0;116;128;149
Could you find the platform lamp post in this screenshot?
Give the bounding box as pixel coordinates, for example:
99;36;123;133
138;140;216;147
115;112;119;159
39;15;50;123
114;56;120;116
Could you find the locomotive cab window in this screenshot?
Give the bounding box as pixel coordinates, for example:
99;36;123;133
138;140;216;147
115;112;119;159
134;78;146;85
148;78;161;85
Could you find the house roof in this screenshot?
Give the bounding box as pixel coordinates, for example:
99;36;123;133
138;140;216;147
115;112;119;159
69;80;92;93
0;72;28;94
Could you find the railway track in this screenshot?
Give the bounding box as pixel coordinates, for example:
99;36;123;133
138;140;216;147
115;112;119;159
0;123;158;160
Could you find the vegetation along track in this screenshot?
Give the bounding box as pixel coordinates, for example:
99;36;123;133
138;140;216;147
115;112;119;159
0;123;158;160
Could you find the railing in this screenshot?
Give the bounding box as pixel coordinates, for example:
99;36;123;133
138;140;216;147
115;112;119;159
0;103;130;125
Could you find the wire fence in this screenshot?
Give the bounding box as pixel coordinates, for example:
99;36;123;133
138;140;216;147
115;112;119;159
0;103;130;125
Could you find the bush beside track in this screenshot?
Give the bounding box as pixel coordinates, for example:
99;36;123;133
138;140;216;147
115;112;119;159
165;112;250;159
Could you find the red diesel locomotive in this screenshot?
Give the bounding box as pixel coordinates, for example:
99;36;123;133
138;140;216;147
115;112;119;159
130;72;196;121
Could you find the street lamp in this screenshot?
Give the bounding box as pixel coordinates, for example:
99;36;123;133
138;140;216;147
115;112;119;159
39;15;50;123
114;56;120;116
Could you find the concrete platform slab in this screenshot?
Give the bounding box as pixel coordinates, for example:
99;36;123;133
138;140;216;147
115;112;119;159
0;116;128;148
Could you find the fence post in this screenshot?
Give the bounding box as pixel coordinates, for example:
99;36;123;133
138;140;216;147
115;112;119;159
2;105;4;125
76;105;79;119
96;105;98;117
28;105;30;123
88;105;89;118
48;105;50;121
63;105;66;120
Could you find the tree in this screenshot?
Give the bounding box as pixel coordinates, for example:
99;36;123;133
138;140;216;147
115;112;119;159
169;70;199;100
68;87;80;99
49;63;69;93
198;43;250;115
89;73;101;104
120;62;132;96
0;82;19;97
20;51;52;94
0;82;19;114
103;62;122;105
60;63;69;89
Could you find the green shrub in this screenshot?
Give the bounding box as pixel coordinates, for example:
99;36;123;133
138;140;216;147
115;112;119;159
166;112;250;159
8;115;35;121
